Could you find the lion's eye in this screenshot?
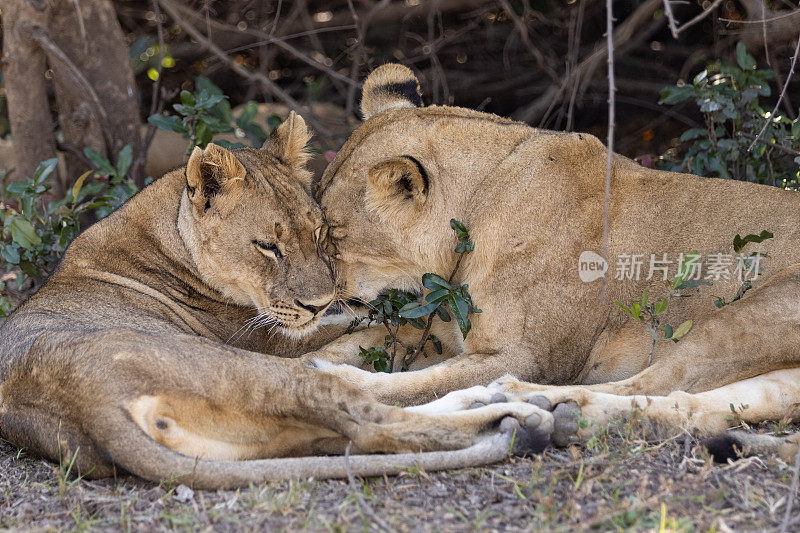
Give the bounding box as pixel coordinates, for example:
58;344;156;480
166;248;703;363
253;240;283;259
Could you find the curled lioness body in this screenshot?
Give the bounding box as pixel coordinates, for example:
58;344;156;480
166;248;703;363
313;64;800;458
0;113;552;489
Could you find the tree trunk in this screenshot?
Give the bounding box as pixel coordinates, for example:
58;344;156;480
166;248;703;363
1;0;144;195
47;0;144;191
1;0;58;182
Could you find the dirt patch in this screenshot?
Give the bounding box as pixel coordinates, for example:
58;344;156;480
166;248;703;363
2;423;799;531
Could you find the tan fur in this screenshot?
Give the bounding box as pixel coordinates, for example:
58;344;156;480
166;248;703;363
0;111;550;488
313;64;800;456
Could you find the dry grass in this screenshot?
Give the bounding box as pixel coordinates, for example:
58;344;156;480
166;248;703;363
3;419;800;532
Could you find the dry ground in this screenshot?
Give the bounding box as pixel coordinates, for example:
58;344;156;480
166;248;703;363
3;419;800;532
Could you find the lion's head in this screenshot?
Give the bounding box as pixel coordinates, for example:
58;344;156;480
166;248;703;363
178;112;335;336
317;64;531;305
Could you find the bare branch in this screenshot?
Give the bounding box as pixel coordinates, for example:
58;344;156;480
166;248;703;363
498;0;559;83
600;0;616;299
158;0;334;139
748;32;800;151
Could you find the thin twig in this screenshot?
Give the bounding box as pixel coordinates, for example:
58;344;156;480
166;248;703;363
779;444;800;533
662;0;680;39
344;442;395;533
166;0;359;88
739;132;800;157
720;9;800;24
345;0;391;117
158;0;333;139
138;0;168;178
498;0;559;83
403;252;465;369
748;32;800;151
672;0;725;35
600;0;616;300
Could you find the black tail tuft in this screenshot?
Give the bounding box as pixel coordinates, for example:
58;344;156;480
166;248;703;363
702;434;742;463
510;426;551;457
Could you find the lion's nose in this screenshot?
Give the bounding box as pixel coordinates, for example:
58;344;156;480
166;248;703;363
295;298;333;316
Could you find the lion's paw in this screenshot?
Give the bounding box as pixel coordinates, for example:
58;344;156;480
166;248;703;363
551;400;581;447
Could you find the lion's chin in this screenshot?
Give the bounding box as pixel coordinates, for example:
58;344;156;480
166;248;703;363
279;319;321;340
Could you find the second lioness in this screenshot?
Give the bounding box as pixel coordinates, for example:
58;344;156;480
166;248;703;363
0;113;550;489
312;64;800;456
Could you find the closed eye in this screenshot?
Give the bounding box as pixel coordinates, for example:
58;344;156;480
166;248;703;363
253;240;283;259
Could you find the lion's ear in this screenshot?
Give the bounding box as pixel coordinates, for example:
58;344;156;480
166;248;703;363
361;64;422;120
263;111;313;172
365;156;428;216
186;143;245;212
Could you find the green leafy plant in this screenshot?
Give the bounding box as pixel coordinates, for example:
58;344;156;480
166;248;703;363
349;219;481;373
713;229;773;308
659;43;800;185
615;252;706;367
1;162;100;292
0;151;141;320
147;76;272;154
82;144;138;218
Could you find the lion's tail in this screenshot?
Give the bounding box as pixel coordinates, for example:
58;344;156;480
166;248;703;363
703;430;800;463
96;409;546;490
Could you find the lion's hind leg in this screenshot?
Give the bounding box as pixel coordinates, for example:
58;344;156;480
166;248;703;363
0;405;115;479
501;368;800;455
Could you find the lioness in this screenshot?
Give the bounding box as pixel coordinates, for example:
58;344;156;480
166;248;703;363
0;113;551;489
313;64;800;458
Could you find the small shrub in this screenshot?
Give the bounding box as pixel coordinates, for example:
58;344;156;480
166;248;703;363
0;148;140;320
348;219;481;373
659;43;800;185
147;76;276;153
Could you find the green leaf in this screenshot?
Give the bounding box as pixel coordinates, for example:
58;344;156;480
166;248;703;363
733;230;774;253
195;76;224;97
1;244;20;264
672;320;693;339
422;273;452;291
5;181;32;195
659;85;693;105
33;158;58;184
398;301;439;319
115;145;133;178
615;301;632;316
674;279;712;290
9;218;41;249
693;69;708;85
147;114;185;133
654;297;669;315
680;128;707;142
179;90;196;107
448;293;471;338
236;101;259;127
84;148;117;177
71;170;93;203
425;288;450;304
664;324;674;339
736;42;756;71
18;260;41;279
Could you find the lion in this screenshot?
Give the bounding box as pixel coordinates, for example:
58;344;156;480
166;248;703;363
0;112;552;489
312;63;800;459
